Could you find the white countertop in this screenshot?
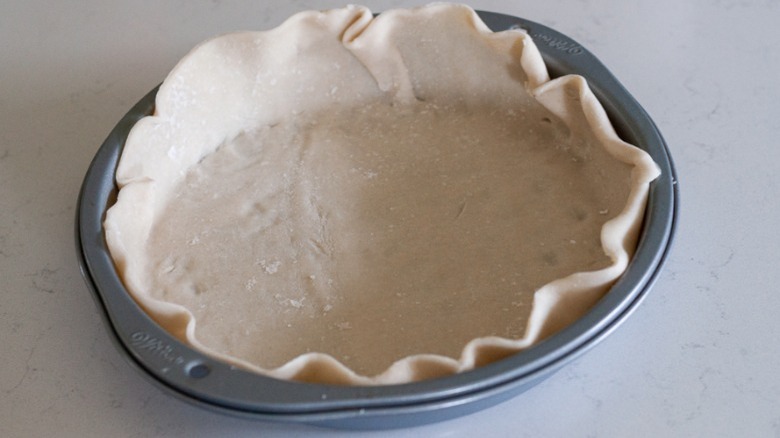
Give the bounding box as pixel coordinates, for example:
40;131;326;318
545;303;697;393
2;1;779;436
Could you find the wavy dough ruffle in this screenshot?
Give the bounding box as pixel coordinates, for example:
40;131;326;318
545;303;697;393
104;4;660;385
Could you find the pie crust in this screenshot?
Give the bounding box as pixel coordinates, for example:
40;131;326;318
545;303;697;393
104;4;660;385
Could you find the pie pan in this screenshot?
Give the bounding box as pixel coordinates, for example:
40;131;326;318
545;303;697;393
76;11;678;429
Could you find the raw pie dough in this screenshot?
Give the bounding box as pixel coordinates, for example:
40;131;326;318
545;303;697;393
105;4;660;385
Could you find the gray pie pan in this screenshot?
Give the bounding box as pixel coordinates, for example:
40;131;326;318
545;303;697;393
76;11;678;430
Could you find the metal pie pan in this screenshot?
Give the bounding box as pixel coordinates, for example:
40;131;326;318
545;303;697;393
76;11;678;430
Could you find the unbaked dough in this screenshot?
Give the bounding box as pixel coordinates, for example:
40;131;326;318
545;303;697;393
105;4;660;385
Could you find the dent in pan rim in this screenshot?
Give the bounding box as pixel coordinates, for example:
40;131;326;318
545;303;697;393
76;11;678;428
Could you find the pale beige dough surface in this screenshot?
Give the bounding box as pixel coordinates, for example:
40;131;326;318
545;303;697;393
105;4;660;384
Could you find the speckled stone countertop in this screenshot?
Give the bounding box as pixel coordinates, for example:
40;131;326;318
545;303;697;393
2;1;779;436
